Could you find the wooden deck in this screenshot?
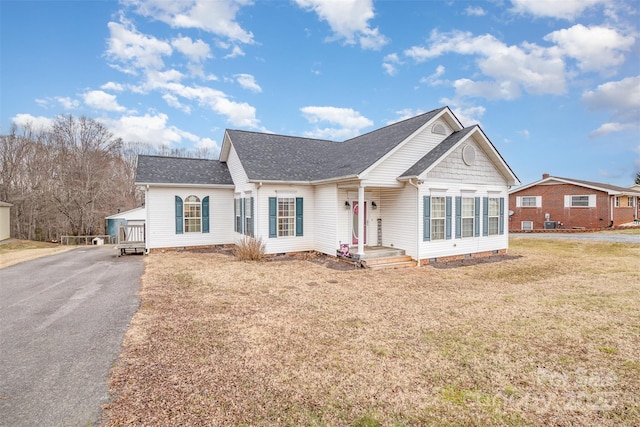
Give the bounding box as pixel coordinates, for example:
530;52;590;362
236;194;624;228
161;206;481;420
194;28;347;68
116;224;146;256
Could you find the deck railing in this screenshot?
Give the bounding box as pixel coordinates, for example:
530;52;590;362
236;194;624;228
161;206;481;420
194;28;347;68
118;224;145;244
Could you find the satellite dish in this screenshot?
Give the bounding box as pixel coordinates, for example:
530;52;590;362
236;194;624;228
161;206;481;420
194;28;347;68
508;210;514;216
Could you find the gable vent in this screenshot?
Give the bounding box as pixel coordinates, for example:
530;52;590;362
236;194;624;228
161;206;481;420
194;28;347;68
462;144;476;166
432;123;446;134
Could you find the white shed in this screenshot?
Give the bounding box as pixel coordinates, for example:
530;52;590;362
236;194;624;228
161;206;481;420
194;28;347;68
0;201;13;241
105;206;146;237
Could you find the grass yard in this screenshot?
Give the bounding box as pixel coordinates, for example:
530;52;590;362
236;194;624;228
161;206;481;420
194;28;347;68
0;240;74;269
104;238;640;426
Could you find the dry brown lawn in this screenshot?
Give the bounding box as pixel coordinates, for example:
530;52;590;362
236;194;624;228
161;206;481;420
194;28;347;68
104;238;640;426
0;240;74;269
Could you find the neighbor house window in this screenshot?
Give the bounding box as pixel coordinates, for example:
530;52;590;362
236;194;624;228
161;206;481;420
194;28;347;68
522;196;537;207
461;197;475;238
269;196;303;238
629;197;636;207
521;221;533;231
615;197;620;207
570;195;590;207
431;197;446;240
184;195;201;232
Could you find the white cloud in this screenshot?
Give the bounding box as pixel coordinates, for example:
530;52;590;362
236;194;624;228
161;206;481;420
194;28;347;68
11;114;54;131
224;44;245;59
405;30;566;99
589;121;637;137
171;36;212;62
453;78;522;100
545;24;634;73
300;106;373;139
382;53;401;76
387;108;428;125
510;0;606;20
123;0;254;43
100;82;125;92
465;6;486;16
419;65;445;86
105;20;172;73
295;0;388;50
83;90;127;112
162;93;191;113
234;73;262;93
582;76;640;111
439;98;485;127
518;129;531;139
55;97;80;109
582;76;640;137
101;112;192;147
154;82;261;128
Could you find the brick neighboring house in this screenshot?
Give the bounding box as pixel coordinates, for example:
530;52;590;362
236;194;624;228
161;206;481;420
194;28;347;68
508;174;640;231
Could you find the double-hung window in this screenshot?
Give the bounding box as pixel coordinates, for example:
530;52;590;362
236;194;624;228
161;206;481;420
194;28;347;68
431;197;446;240
175;195;209;234
269;196;303;238
571;195;590;207
278;198;295;237
184;195;201;232
235;198;243;233
521;196;537;207
488;197;500;235
461;197;475;238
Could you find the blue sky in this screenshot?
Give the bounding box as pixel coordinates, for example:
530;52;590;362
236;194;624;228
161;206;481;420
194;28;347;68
1;0;639;187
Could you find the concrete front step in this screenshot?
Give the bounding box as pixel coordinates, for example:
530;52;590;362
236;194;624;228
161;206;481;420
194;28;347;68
361;255;417;269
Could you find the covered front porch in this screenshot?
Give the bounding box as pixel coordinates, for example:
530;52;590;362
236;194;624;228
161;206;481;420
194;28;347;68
338;181;419;263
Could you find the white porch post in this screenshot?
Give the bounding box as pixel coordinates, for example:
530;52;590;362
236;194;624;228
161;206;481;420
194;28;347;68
357;185;365;256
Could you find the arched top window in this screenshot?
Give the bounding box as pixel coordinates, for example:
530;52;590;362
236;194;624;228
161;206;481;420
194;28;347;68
184;195;201;233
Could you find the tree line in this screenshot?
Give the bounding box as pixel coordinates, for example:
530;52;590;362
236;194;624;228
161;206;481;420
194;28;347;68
0;114;214;241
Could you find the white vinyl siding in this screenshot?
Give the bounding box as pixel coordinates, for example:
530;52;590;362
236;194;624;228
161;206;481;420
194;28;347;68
364;119;452;185
146;187;234;250
314;184;338;256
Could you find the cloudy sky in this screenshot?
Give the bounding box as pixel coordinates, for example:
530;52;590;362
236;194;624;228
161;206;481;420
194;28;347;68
1;0;639;187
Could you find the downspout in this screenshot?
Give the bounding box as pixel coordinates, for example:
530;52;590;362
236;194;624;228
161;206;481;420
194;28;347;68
256;182;263;237
408;178;420;265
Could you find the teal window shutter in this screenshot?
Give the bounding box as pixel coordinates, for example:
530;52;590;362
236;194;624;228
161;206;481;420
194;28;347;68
474;197;481;237
499;197;505;235
240;198;244;235
202;196;209;233
455;196;462;239
250;197;255;237
233;198;237;232
445;196;452;240
269;197;277;238
295;197;303;236
423;196;430;241
483;197;489;236
175;196;183;234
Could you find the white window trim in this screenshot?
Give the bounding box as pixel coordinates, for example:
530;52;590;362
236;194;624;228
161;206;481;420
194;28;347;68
564;194;596;208
521;221;533;231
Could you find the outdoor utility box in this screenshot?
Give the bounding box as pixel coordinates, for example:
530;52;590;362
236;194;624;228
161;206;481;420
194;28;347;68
544;221;557;229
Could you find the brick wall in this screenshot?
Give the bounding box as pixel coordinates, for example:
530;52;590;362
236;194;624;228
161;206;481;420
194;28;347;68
509;184;611;230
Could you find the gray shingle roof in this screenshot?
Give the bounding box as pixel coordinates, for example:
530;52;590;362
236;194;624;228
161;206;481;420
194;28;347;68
549;176;640;195
135;155;233;185
400;126;476;178
227;107;446;181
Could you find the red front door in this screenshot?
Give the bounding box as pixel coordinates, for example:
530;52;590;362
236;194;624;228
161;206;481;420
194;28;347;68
352;201;367;245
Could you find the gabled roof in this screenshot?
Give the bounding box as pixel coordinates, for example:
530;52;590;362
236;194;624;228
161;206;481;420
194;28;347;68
510;176;640;196
225;107;447;182
106;206;146;220
400;126;476;178
135;155;233;186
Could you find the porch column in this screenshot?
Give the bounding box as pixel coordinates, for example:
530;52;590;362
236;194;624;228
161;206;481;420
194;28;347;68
357;185;365;256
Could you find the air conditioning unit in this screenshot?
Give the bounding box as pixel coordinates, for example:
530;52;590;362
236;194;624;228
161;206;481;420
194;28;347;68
544;221;556;229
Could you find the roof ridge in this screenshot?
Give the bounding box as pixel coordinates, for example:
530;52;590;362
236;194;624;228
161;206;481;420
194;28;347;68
343;107;445;143
139;154;216;161
226;128;338;144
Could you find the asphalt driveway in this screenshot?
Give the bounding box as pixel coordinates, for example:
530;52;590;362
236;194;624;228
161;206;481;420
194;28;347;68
0;246;143;426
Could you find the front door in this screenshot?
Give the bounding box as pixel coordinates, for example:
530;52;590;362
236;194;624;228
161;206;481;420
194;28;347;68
352;201;367;245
